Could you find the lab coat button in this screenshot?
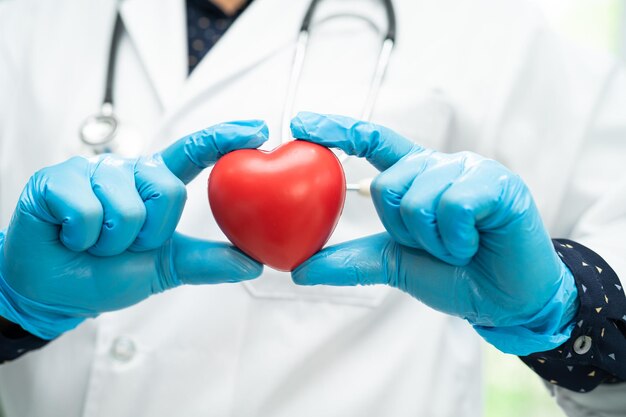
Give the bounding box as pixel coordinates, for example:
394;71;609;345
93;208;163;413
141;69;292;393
573;335;592;355
110;337;136;362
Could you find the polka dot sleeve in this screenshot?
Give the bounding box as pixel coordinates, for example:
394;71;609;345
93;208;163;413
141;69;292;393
0;316;49;364
520;239;626;393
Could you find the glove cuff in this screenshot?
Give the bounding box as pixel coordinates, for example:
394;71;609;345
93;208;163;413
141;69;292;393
473;247;579;355
0;231;85;340
0;278;86;340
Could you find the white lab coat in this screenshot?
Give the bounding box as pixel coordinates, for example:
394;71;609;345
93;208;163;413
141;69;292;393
0;0;625;416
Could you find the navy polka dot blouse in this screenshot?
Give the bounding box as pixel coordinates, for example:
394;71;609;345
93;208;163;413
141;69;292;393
186;0;252;73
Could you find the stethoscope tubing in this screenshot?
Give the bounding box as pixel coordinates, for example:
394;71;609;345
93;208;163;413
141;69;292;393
281;0;397;196
282;0;397;146
81;0;396;196
78;12;124;152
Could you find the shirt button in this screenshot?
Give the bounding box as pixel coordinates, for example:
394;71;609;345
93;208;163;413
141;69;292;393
573;335;592;355
110;336;137;362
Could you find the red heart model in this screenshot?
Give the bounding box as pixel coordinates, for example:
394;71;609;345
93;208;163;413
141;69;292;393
208;140;346;271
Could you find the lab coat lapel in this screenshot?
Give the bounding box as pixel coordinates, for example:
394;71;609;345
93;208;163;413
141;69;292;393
167;0;309;119
119;0;188;108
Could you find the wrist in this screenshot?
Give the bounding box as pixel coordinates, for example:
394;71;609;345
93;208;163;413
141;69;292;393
520;239;626;393
0;313;51;363
0;229;83;340
0;274;85;340
474;258;580;355
0;315;30;339
525;262;580;334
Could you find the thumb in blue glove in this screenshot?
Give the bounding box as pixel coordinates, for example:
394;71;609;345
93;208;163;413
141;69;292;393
0;120;268;340
290;112;579;355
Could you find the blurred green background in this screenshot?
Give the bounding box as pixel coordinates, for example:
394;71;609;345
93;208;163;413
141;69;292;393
484;345;564;417
529;0;625;56
484;1;624;416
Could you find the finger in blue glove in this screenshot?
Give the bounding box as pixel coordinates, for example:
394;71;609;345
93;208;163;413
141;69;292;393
291;112;579;355
0;120;268;339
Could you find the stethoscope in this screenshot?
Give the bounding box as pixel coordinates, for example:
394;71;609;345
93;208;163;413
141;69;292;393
79;0;396;194
78;13;124;155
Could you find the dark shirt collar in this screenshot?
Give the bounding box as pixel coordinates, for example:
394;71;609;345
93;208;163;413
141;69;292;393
189;0;250;17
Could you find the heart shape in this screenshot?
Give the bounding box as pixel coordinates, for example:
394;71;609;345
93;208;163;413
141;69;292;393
208;140;346;271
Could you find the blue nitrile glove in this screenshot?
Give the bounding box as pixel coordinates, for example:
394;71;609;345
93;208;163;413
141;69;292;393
290;112;579;355
0;120;269;340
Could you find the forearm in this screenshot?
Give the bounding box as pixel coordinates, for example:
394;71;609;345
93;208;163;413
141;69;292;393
520;240;626;392
0;231;50;363
0;315;49;364
518;64;626;396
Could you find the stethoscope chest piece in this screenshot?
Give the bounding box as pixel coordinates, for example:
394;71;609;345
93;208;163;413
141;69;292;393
79;103;119;154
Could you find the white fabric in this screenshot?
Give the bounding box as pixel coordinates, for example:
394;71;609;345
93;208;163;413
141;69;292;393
550;382;626;417
0;0;625;416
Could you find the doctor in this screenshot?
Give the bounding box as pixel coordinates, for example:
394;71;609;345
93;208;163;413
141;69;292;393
1;0;626;417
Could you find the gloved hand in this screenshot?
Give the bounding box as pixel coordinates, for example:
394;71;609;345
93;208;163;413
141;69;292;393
0;120;269;340
290;112;579;355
